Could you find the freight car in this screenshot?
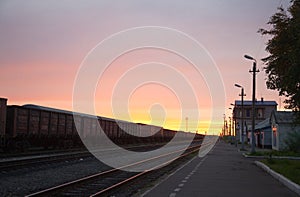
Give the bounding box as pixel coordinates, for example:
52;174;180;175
4;103;82;150
0;98;202;152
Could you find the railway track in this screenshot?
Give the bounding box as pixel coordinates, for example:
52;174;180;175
0;151;94;172
0;140;202;172
25;141;209;197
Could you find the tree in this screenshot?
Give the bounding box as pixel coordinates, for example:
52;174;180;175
259;0;300;114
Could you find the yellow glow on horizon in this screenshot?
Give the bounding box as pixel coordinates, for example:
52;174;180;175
3;47;224;135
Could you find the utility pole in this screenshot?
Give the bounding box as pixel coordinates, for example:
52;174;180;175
235;84;246;150
185;117;188;132
225;120;228;135
228;117;231;136
230;103;237;147
240;87;245;150
232;117;234;137
223;114;226;136
245;55;259;153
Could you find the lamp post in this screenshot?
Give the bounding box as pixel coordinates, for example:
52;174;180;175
228;117;231;136
228;107;234;144
230;104;235;135
228;108;233;136
185;117;188;132
244;54;259;153
223;114;226;136
235;83;245;150
230;103;237;147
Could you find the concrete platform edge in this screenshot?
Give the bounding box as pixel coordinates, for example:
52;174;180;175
255;161;300;196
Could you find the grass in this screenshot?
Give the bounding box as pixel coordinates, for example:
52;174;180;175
248;150;300;157
262;159;300;185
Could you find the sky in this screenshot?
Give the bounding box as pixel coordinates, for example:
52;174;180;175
0;0;291;134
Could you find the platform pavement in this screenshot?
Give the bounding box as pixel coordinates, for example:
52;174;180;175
143;141;298;197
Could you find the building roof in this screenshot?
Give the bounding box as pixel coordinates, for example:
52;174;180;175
271;111;298;124
234;100;277;106
255;118;270;130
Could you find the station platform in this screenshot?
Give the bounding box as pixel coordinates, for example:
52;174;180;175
143;141;298;197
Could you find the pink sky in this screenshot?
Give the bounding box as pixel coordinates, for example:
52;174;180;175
0;0;290;133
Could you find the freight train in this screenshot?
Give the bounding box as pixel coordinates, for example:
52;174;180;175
0;98;203;152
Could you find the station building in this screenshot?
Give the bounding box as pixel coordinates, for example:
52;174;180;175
232;98;277;145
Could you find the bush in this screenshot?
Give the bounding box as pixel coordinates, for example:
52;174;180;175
284;131;300;153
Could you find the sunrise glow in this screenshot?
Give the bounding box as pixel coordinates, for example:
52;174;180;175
0;0;290;134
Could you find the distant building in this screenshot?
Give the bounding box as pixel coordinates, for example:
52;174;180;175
270;111;300;151
232;98;277;144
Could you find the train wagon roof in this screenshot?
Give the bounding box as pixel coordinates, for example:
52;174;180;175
22;104;134;123
23;104;95;117
23;104;74;115
21;104;167;130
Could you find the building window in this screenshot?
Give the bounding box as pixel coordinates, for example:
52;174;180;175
246;109;251;117
257;108;263;118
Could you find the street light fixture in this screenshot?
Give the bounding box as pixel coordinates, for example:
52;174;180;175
234;83;245;150
244;54;259;153
234;84;242;88
244;54;255;61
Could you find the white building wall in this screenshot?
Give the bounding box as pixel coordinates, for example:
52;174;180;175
277;124;300;151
